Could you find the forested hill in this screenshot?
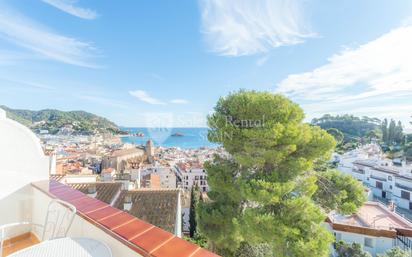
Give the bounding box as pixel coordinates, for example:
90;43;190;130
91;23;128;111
311;114;381;139
1;105;120;135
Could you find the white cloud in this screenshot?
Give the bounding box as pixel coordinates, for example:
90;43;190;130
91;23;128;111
129;90;166;105
170;99;189;104
277;26;412;101
41;0;97;20
199;0;314;56
276;25;412;127
0;6;99;68
256;55;270;66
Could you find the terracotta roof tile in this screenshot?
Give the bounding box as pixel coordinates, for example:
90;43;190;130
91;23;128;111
31;180;219;257
99;212;136;229
67;182;122;204
191;248;221;257
151;237;199;257
130;227;174;253
113;219;154;241
85;206;122;221
114;190;179;233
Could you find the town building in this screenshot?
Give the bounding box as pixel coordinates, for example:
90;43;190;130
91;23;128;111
101;147;145;172
337;144;412;210
176;161;209;192
326;202;412;256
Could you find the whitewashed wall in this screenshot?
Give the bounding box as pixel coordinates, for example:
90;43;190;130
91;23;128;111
0;108;49;236
32;188;144;257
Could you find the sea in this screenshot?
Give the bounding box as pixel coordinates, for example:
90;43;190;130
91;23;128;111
120;127;218;149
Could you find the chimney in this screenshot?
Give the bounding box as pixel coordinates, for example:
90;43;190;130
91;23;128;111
87;184;97;198
124;195;132;211
388;201;395;212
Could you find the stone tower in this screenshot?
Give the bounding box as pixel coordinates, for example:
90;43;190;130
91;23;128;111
146;139;154;163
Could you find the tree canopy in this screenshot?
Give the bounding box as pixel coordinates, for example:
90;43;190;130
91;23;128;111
336;241;371;257
381;118;404;145
312;114;380;140
378;247;410;257
0;105;120;135
198;90;366;257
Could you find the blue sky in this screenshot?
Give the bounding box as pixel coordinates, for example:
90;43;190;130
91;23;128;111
1;0;412;128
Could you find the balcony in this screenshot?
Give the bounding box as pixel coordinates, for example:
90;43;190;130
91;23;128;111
395;183;412;192
0;109;218;257
370;175;387;182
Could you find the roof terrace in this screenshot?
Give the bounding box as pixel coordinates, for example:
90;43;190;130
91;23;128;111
0;109;218;257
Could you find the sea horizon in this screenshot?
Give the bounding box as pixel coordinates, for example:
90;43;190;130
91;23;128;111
120;127;218;149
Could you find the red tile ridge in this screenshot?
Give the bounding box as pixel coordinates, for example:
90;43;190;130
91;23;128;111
31;180;221;257
188;247;202;257
97;210;123;222
70;196;90;204
148;235;176;254
129;226;156;241
84;205;108;214
111;217;136;230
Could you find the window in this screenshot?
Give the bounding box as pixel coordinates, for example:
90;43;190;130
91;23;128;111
376;181;383;189
401;190;410;200
334;233;342;242
390;185;393;189
388;176;392;181
364;237;374;248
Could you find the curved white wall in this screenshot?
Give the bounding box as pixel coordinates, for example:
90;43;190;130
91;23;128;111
0;108;49;200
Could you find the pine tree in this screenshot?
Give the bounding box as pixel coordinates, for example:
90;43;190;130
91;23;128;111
388;119;396;144
382;118;388;144
198;90;365;257
394;121;404;144
189;184;200;237
378;247;410;257
336;241;371;257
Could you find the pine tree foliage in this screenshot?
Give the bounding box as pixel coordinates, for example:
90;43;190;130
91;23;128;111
378;247;410;257
198;91;366;257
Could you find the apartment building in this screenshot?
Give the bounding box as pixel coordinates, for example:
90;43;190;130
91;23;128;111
176;161;208;192
338;144;412;210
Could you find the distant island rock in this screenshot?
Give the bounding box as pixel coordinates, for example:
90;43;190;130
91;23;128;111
0;105;121;135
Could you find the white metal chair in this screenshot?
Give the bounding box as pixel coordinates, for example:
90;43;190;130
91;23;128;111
0;199;76;256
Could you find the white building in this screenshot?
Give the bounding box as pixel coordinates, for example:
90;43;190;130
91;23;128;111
327;202;412;257
176;162;209;192
153;166;176;189
337;144;412;210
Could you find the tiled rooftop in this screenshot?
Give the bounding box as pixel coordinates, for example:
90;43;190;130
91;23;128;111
67;182;123;204
114;189;179;234
328;202;412;237
31;180;219;257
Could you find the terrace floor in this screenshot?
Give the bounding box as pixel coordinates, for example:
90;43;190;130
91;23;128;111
2;232;39;256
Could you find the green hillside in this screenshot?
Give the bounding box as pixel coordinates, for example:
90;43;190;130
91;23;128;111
1;105;120;135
